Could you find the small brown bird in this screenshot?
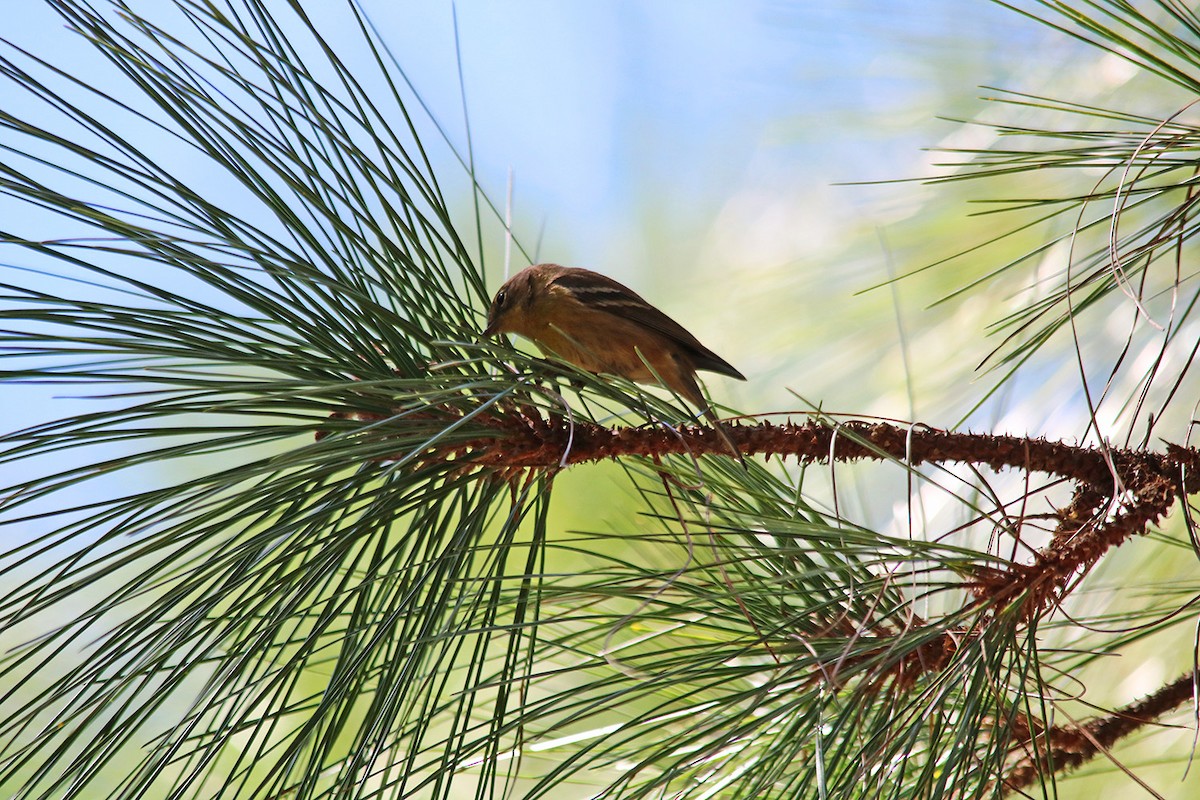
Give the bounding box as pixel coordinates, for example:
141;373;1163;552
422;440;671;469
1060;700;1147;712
482;263;745;458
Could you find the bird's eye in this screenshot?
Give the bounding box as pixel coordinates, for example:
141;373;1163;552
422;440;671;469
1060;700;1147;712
494;290;507;308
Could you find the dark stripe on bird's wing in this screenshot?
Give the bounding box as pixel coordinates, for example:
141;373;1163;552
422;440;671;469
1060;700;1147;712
550;268;746;380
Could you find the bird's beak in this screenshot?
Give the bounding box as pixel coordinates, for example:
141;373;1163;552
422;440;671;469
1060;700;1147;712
480;318;500;340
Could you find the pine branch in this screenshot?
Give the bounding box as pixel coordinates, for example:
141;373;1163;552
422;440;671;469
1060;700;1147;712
1002;669;1198;791
370;406;1197;620
3;1;1200;799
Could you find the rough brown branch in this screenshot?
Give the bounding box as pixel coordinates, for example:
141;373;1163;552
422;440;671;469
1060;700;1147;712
1003;670;1198;792
354;410;1194;619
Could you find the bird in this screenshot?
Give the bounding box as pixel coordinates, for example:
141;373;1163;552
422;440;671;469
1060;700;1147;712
481;263;745;459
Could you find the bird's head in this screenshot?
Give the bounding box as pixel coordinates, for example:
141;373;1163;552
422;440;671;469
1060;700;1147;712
481;264;555;339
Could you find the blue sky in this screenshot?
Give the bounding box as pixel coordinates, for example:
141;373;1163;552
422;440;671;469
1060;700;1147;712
352;1;1044;272
2;0;1047;284
0;1;1062;492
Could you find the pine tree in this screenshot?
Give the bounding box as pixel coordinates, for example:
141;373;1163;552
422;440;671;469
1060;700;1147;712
2;2;1200;798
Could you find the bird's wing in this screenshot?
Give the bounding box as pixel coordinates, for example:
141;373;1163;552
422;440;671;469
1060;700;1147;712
549;268;746;380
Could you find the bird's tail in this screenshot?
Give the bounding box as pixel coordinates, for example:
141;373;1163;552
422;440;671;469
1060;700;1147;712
700;402;745;465
674;370;745;465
